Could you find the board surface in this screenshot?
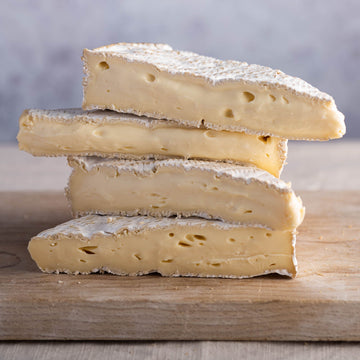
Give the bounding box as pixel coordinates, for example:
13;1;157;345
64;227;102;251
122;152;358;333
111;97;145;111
0;191;359;341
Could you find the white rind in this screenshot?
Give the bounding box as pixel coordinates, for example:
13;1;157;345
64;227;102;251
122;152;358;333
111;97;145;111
68;156;292;193
26;108;191;128
71;208;273;230
34;215;276;238
86;43;332;102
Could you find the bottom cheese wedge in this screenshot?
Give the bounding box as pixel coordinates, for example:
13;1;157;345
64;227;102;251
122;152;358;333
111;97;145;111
28;215;297;278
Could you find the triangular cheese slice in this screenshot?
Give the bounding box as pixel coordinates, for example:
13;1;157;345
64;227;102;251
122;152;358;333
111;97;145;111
17;108;287;177
82;43;345;140
28;215;297;278
67;157;305;230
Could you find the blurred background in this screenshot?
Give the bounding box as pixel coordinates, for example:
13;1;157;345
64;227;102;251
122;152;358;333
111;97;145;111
1;0;358;141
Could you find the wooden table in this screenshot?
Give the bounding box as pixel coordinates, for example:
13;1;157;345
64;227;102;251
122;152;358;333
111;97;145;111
1;142;360;359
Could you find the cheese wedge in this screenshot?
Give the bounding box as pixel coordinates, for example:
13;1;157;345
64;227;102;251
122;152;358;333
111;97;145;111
28;215;297;278
17;108;287;177
82;43;345;140
67;158;305;230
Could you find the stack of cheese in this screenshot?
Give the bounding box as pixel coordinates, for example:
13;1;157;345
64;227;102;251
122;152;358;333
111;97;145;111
18;43;345;278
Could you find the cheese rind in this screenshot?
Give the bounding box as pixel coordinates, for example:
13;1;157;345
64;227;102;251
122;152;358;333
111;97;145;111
67;157;305;230
82;43;345;140
28;215;297;278
17;108;287;177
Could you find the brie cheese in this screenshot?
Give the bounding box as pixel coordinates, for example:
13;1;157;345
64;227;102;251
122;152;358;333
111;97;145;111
82;43;345;140
28;215;297;278
67;157;305;230
17;108;287;177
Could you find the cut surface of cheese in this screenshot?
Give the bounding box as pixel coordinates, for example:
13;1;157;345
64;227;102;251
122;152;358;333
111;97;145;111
82;43;345;140
17;108;287;177
28;215;297;278
67;157;305;230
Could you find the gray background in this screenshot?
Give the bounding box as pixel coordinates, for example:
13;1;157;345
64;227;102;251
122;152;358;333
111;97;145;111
1;0;358;141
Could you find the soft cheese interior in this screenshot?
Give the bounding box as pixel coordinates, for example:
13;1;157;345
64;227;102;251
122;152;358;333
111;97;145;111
82;45;345;140
17;108;286;177
28;215;297;278
67;158;304;230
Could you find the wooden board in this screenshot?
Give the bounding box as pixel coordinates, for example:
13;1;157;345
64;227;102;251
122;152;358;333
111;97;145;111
0;191;359;341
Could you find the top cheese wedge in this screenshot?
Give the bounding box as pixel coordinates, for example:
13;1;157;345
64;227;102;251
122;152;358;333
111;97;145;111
17;108;287;177
82;43;345;140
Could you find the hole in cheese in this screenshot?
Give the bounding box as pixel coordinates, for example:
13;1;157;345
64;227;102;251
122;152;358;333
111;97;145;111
242;91;255;102
80;259;87;263
193;234;206;241
258;135;270;144
98;61;109;70
168;233;174;237
146;74;156;82
266;233;272;237
133;254;142;260
282;96;289;104
209;262;221;267
178;241;192;247
269;94;276;102
228;238;236;243
185;234;207;242
161;259;174;263
224;109;234;118
244;210;253;214
79;246;98;255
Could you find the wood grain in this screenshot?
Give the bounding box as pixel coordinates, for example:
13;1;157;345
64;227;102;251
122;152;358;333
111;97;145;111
1;341;360;360
0;191;359;341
